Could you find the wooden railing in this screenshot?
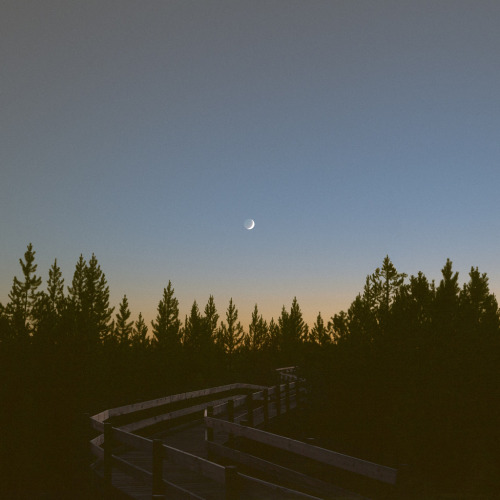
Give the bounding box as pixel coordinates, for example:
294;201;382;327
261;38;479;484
203;377;407;499
89;368;407;499
102;421;229;499
89;370;317;499
276;366;300;382
89;383;266;464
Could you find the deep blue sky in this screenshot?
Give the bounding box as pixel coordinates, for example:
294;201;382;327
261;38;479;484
2;1;500;328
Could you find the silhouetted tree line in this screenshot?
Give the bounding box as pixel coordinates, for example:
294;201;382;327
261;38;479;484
300;256;500;497
0;244;324;359
1;245;499;497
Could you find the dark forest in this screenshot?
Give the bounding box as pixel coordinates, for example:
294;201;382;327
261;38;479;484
1;244;499;498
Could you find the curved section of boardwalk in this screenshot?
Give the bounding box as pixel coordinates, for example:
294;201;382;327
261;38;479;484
89;368;401;499
89;370;321;499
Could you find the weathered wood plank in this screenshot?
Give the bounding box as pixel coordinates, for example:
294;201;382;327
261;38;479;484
238;472;323;499
120;449;223;499
90;417;105;432
234;393;297;427
207;441;366;499
91;409;109;423
112;454;152;482
109;469;152;500
120;393;252;433
112;427;153;452
205;418;398;484
108;384;233;417
276;366;297;373
208;393;247;417
161;478;207;500
161;443;226;484
90;440;104;460
103;383;265;419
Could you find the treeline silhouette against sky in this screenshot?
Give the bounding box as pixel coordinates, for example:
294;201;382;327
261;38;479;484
2;1;500;329
1;243;499;497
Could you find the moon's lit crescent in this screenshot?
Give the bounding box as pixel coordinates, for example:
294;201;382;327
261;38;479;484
244;219;255;230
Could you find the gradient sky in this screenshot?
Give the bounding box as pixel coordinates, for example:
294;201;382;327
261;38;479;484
2;1;500;329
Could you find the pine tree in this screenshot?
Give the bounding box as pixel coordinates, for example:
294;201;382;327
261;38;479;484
32;259;66;345
279;297;308;355
361;275;380;335
218;298;244;355
363;275;379;313
115;295;134;345
67;254;86;314
268;317;280;353
203;295;219;344
151;281;181;350
277;305;288;345
434;258;460;339
6;243;42;339
371;256;407;314
390;271;434;345
364;256;406;339
460;267;499;338
329;310;349;342
310;312;330;345
67;254;114;344
46;259;65;315
246;304;269;351
183;300;208;352
84;254;114;343
131;312;149;347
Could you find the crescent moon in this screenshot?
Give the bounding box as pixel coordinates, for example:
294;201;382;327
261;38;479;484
244;219;255;230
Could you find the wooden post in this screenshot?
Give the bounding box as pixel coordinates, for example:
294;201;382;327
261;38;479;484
225;465;239;500
103;423;113;494
227;399;234;423
205;405;214;459
246;393;253;427
285;382;290;413
205;406;214;442
227;399;234;447
275;384;281;416
263;389;269;428
152;439;164;497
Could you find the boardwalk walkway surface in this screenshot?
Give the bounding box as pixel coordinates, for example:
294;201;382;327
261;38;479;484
89;368;402;499
92;384;321;499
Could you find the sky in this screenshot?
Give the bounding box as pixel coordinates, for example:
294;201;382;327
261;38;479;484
1;1;500;330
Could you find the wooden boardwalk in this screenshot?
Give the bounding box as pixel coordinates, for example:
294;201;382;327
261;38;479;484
89;368;403;499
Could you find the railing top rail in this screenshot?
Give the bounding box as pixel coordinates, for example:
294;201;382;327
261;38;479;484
90;382;266;422
205;417;398;485
275;366;298;372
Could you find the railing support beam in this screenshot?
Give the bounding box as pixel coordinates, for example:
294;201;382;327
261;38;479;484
275;384;281;416
205;405;214;460
152;439;164;497
246;393;254;427
227;399;235;446
225;465;239;500
263;388;269;428
103;422;113;494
